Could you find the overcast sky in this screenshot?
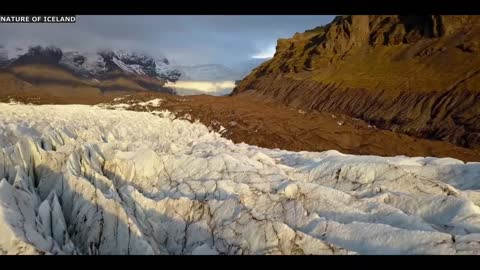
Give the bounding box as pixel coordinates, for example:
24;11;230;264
0;15;334;67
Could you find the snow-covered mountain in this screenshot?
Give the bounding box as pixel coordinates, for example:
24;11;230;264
0;44;267;96
1;100;480;254
0;45;181;83
59;51;107;76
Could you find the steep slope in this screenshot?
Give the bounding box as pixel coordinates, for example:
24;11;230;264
1;101;480;255
233;15;480;150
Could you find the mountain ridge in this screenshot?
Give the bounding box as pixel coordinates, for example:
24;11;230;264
0;45;183;95
233;15;480;150
0;45;182;83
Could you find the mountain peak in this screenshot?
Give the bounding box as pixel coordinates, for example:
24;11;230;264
0;45;181;83
233;15;480;150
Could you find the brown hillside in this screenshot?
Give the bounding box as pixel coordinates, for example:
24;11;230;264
233;15;480;150
0;64;175;103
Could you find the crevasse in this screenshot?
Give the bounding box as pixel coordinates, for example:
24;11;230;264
0;102;479;255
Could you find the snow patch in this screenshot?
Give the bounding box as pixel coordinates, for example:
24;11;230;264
137;98;163;107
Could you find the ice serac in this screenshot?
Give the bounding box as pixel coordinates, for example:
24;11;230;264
233;15;480;150
0;101;480;255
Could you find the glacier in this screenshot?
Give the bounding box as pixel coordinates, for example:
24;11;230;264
0;101;480;255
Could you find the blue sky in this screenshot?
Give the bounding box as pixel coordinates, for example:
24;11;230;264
0;15;335;67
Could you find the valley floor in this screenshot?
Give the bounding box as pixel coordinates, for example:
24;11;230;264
1;100;480;254
2;91;479;162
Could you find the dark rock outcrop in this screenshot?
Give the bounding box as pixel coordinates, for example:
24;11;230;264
10;46;63;66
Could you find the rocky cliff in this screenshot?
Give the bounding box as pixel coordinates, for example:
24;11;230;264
233;15;480;150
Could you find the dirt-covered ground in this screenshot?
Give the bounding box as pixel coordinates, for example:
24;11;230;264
3;90;479;162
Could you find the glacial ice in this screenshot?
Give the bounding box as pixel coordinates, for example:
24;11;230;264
0;102;479;255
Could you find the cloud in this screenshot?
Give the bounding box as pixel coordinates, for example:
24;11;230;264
251;45;276;59
0;15;334;66
166;80;236;94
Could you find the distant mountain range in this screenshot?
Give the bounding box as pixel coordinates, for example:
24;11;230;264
0;44;270;96
0;45;184;96
0;45;182;83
